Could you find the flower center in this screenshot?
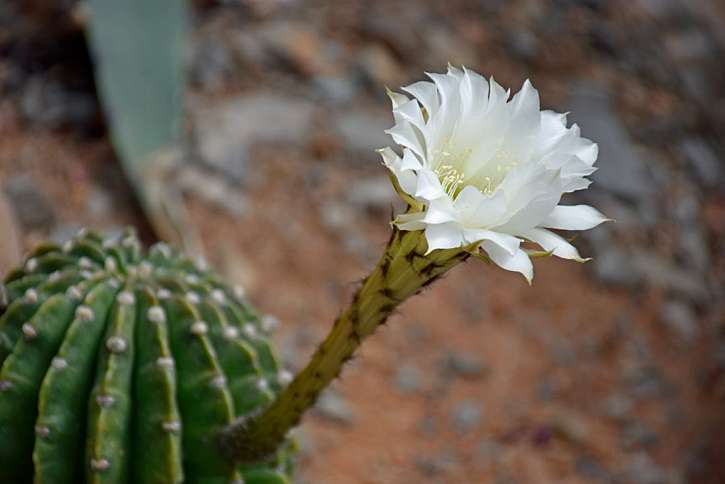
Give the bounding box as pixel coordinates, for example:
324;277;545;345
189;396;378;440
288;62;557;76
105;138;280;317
433;143;520;198
434;163;465;196
470;147;520;195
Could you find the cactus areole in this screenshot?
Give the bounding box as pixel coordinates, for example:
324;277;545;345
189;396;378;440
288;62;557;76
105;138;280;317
0;229;294;483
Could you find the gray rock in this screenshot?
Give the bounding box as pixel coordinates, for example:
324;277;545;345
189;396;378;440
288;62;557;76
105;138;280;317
334;111;391;158
567;82;657;204
49;224;85;245
592;247;641;287
622;422;659;449
442;351;487;379
193;92;315;182
319;202;355;230
311;75;358;105
603;394;634;420
665;30;713;62
395;363;422;393
254;21;339;76
507;29;539;61
314;389;353;424
19;77;96;129
669;193;710;272
536;379;558;402
659;300;698;342
357;43;403;87
679;137;722;188
425;27;478;68
176;166;248;217
451;400;482;432
635;0;682;18
621;452;676;484
678;222;710;274
575;455;611;481
417;415;437;435
3;174;56;232
190;38;235;91
346;176;397;212
476;439;502;461
625;366;670;400
86;187;113;218
631;251;708;302
414;451;459;477
593;245;708;301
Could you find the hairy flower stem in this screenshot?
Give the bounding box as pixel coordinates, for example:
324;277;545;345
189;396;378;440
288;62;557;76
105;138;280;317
217;227;469;464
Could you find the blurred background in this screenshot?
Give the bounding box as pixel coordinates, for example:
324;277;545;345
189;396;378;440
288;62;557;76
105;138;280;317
0;0;724;482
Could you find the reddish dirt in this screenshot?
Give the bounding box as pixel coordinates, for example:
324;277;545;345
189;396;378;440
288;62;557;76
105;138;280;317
1;1;724;480
0;109;721;481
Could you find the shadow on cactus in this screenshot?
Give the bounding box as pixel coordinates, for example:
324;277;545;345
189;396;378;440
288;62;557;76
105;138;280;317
0;66;609;483
0;229;294;483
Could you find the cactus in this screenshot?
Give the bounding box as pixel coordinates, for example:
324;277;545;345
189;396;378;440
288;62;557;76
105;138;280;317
0;228;294;483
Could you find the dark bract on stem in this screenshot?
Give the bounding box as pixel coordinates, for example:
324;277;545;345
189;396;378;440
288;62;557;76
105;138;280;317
217;227;470;464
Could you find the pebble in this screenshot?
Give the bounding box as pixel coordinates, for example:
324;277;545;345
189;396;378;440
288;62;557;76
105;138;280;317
575;455;612;481
357;43;403;87
659;300;698;342
622;452;675;484
568;81;657;203
604;394;634;420
395;363;422;393
451;400;481;432
334;111;391;159
679;137;722;188
314;390;353;424
194;92;315;182
4;174;57;232
346;176;397;212
622;421;659;449
414;451;459;477
441;351;487;379
19;77;97;130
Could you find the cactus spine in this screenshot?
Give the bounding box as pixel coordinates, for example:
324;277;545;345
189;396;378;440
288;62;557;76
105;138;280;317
0;229;294;483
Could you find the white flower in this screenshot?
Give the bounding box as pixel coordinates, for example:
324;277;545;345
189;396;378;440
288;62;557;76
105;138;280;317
380;66;609;283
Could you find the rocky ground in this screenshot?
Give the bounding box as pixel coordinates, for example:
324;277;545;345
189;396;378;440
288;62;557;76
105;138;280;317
1;0;724;483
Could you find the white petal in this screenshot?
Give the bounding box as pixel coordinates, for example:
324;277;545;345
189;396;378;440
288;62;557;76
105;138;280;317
497;191;561;234
395;99;426;130
487;77;509;107
541;205;609;230
520;227;587;261
399;148;423;171
509;79;540;133
387;89;410;109
415;169;447;200
378;147;398;168
380;147;418;197
396;170;419;196
424;222;464;253
385;122;425;158
427;72;461;107
423;197;458;224
402;81;440;116
463;229;521;255
481;243;533;283
454;186;508;228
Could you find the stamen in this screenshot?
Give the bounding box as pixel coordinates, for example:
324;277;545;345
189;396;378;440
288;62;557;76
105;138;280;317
434;164;466;197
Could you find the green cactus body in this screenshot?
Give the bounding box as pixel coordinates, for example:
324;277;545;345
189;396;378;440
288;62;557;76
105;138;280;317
0;229;294;483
